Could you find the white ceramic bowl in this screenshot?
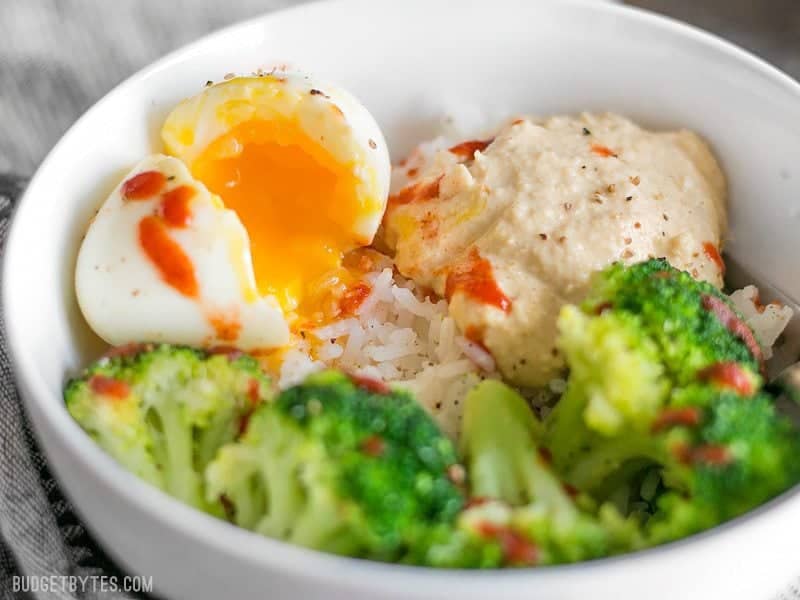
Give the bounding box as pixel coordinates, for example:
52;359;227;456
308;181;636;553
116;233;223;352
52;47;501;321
6;1;800;598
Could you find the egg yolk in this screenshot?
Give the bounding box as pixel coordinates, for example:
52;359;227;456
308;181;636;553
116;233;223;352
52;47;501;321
192;119;366;315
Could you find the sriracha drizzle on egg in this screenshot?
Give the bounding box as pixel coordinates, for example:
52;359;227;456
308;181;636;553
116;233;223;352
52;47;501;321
160;185;196;228
138;216;199;298
123;174;201;300
122;171;167;199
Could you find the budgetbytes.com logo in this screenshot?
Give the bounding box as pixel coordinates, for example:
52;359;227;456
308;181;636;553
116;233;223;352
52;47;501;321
11;575;154;594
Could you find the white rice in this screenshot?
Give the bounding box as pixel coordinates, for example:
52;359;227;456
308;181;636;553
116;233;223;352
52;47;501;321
729;285;793;360
277;266;494;439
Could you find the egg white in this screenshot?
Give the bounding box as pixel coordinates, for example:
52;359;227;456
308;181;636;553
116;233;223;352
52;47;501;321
75;154;289;350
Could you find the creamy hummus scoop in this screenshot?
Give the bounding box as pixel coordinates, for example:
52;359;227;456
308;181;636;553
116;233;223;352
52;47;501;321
380;113;727;387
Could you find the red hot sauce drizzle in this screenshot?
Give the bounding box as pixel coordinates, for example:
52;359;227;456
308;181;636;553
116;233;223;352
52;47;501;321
702;242;726;276
247;378;261;405
698;361;755;396
339;281;372;316
160;185;196;228
651;406;702;433
465;496;492;509
122;171;167;200
237;379;263;436
673;443;732;467
138;216;199;298
208;312;242;342
464;324;492;354
701;295;764;373
476;522;539;566
207;345;245;360
691;444;733;466
88;374;130;399
102;342;150;360
349;373;391;395
360;435;386;457
445;248;512;314
448;139;493;159
590;143;618;158
130;173;246;345
387;175;443;211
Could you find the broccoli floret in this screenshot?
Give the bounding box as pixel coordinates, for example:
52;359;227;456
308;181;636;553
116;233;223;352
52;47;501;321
454;380;638;565
554;307;670;438
544;259;800;545
647;392;800;543
461;380;550;505
65;344;270;514
581;258;762;379
205;370;465;561
403;519;506;569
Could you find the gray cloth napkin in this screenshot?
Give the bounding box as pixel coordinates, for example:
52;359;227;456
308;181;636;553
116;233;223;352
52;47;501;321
0;175;144;600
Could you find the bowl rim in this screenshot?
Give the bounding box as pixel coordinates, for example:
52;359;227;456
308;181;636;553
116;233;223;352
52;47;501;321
5;0;800;590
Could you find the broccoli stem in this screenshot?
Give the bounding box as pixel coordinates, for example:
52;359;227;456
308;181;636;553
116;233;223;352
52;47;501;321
151;401;201;507
254;422;304;539
196;407;239;469
288;491;351;550
539;386;587;476
235;474;266;528
462;380;533;503
560;435;665;494
320;529;364;557
462;380;575;516
93;416;163;488
206;445;264;528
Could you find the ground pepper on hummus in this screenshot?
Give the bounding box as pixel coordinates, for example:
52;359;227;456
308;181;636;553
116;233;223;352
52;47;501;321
380;113;727;386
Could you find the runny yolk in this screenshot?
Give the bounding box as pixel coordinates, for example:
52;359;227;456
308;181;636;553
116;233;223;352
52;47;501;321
192;119;365;315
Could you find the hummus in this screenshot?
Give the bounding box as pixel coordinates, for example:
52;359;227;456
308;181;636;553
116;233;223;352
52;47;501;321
379;113;727;387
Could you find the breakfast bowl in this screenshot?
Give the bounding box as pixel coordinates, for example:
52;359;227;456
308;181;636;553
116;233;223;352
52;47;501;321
5;0;800;598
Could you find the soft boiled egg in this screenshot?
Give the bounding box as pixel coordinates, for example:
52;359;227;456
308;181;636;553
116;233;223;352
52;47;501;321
75;154;290;350
161;73;391;319
77;73;391;352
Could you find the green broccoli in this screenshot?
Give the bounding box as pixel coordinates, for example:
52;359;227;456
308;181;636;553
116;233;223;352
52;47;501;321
205;370;465;561
544;259;800;545
63;258;800;567
452;380;640;565
65;344;270;513
646;391;800;543
402;517;506;568
581;258;762;379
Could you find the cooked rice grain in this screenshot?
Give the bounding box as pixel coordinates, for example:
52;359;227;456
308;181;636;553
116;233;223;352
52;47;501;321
278;267;491;438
